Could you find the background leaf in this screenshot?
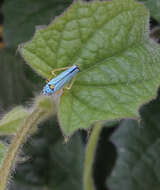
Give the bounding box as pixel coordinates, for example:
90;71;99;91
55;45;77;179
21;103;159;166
3;0;73;48
0;106;29;135
108;96;160;190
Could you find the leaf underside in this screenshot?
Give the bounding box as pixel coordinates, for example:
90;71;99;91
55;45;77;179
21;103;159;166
20;0;160;136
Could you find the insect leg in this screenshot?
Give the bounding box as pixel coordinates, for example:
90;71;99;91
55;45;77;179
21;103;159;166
51;66;71;76
65;76;77;90
46;66;71;83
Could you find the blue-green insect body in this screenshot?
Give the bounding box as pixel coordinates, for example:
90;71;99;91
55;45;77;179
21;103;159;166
43;65;79;95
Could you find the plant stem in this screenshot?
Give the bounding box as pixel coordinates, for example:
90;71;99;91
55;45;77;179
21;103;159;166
84;122;102;190
0;108;46;190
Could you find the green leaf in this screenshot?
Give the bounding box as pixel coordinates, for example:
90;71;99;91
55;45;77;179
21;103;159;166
0;143;8;166
20;0;160;136
9;119;84;190
3;0;73;47
108;97;160;190
0;106;29;135
141;0;160;21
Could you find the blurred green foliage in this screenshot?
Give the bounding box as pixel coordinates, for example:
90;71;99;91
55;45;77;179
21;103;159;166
9;119;84;190
3;0;73;47
0;48;34;110
108;95;160;190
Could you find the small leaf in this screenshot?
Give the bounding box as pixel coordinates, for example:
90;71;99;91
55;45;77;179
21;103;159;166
20;0;160;136
0;143;8;166
0;96;56;139
0;106;29;135
3;0;73;47
108;97;160;190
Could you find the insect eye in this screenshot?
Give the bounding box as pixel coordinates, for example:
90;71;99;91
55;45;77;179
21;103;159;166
49;84;54;90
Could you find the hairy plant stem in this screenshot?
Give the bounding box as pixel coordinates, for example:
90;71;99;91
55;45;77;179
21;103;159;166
84;122;102;190
0;108;46;190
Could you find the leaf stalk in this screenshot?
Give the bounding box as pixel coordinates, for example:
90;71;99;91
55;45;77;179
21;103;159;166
84;122;102;190
0;106;51;190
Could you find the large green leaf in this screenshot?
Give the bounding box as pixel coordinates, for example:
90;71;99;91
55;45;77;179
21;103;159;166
3;0;73;47
9;119;84;190
20;0;160;136
108;97;160;190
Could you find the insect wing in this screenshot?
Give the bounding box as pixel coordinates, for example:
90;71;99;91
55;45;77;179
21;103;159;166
54;66;79;92
48;65;78;86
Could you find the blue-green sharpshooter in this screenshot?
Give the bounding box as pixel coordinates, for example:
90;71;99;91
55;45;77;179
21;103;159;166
43;65;79;95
